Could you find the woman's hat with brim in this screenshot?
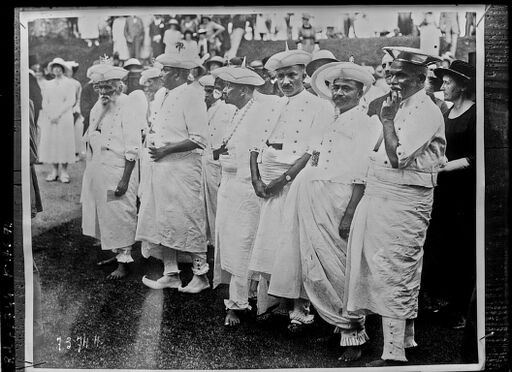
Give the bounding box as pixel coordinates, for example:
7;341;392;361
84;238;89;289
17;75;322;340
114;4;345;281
87;64;128;83
311;61;375;100
211;66;264;86
198;74;215;87
434;60;475;81
139;67;163;85
306;49;338;77
48;57;71;73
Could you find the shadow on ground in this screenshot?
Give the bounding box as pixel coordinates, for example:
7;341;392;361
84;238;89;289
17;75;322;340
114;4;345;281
30;217;477;369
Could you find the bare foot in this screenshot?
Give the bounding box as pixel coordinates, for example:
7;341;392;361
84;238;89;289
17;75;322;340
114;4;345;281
338;346;362;362
224;309;241;327
178;274;210;294
107;263;129;279
97;256;117;266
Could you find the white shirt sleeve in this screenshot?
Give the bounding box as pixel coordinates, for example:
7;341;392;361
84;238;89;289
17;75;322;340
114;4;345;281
183;93;208;149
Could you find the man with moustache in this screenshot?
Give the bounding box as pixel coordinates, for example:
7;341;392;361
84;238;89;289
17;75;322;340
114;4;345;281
247;47;333;330
198;74;237;247
212;65;283;326
81;60;142;279
136;49;210;293
343;47;446;367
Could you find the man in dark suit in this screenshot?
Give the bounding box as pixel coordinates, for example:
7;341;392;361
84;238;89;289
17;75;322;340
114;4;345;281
124;15;145;59
149;15;166;58
29;54;42;125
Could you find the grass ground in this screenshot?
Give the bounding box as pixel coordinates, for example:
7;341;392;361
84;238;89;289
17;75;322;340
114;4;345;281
29;161;475;369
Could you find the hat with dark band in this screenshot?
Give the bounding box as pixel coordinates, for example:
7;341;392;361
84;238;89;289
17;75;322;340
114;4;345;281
434;60;475;81
383;46;442;66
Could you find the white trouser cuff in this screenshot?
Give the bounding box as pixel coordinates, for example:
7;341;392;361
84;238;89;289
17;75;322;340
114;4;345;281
334;326;369;347
404;319;418;348
224;299;252;311
192;260;209;276
113;247;134;263
381;317;408;362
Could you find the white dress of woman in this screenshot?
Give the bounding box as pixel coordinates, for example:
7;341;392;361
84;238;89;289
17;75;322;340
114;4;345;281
38;61;76;182
112;16;130;61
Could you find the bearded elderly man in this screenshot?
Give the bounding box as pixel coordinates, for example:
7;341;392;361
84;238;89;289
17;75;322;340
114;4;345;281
198;74;237;246
248;48;334;329
343;47;446;367
275;61;381;360
81;61;142;279
136;50;210;293
212;65;283;327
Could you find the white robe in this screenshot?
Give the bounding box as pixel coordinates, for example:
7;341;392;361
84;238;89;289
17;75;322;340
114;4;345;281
136;84;209;254
80;94;141;250
202;101;237;243
344;90;446;320
213;99;282;287
248;89;333;279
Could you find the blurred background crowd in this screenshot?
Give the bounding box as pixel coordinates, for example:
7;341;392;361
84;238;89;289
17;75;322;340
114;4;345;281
30;10;477;69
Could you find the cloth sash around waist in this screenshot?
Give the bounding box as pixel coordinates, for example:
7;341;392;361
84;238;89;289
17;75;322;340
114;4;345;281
365;171;434;205
260;147;294;183
369;161;438;188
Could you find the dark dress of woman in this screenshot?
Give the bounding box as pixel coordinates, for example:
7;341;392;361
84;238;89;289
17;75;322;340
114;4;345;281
422;103;477;325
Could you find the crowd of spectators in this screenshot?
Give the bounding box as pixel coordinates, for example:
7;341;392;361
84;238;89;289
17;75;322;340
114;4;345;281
31;11;477;64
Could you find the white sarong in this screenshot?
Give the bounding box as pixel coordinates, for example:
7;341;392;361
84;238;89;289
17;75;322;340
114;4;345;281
214;164;261;286
201;152;222;244
136;150;207;254
344;166;434;320
248;148;292;278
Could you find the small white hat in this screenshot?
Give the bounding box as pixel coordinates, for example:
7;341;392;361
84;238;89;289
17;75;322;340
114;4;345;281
123;58;143;70
211;66;264;86
87;63;128;83
139;67;163;85
48;57;71;73
311;61;375;100
198;74;215;87
66;60;79;68
264;48;312;72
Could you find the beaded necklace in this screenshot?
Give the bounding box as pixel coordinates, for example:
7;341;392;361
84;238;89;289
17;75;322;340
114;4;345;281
221;98;255;147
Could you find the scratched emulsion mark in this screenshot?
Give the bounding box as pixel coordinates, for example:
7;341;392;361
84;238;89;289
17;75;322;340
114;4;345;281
125;289;164;368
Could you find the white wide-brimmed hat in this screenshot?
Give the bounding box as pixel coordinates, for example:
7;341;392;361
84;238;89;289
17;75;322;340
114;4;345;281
211;66;264;86
311;61;375;100
48;57;71;73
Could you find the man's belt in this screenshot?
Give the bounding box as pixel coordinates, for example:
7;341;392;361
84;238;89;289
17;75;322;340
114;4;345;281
266;139;283;150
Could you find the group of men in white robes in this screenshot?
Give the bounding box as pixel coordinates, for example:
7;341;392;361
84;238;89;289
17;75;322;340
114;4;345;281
80;43;446;366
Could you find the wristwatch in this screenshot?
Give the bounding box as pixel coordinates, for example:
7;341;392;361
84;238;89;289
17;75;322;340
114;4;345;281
284;173;292;183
